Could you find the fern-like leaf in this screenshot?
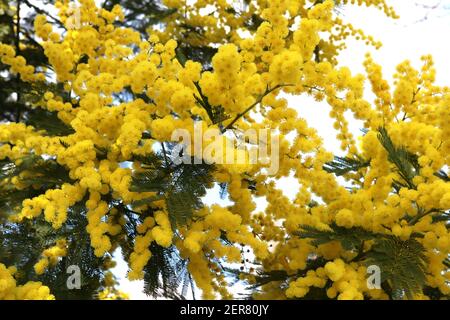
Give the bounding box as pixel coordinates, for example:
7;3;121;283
323;156;370;176
130;170;169;192
130;149;214;228
364;236;428;300
296;224;376;251
377;127;418;188
26;109;75;136
143;243;187;299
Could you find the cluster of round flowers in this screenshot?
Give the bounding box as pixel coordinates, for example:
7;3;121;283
0;264;54;300
34;239;68;275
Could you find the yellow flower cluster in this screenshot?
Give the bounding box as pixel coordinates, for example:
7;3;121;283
34;239;68;275
0;264;54;300
152;210;173;248
0;44;44;82
128;209;178;281
204;205;242;232
97;288;129;300
18;183;84;228
286;268;328;299
98;270;129;300
86;198;112;257
286;259;391;300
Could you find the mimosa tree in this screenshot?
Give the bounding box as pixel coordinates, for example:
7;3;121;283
0;0;448;300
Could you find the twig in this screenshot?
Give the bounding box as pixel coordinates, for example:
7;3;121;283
161;142;170;167
193;81;216;124
222;84;293;132
409;208;444;225
22;0;65;28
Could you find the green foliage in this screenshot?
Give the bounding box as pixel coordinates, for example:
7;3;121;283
432;210;450;224
295;224;430;300
0;154;73;219
435;169;449;182
0;0;52;123
131;146;214;228
295;128;449;300
423;285;450;300
323;156;370;176
377;127;419;189
130;169;169;193
0;198;106;299
0;188;42;216
44;201;104;300
296;224;375;251
243;13;264;31
177;44;218;69
166;189;202;228
0;154;72;187
102;0;177;34
325;128;448;189
365;236;428;300
143;243;193;299
26;108;75;136
104;0;220;69
4;0;442;302
228;256;329;300
0;221;47;279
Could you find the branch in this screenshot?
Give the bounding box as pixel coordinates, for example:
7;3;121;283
22;0;65;28
222;84;293;132
193;81;216;124
409;208;445;226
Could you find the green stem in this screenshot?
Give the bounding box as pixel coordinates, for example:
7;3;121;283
193;81;216;124
409;208;443;226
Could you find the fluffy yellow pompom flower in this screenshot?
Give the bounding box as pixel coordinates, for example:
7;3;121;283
204;205;242;232
324;259;346;282
0;264;54;300
335;209;356;228
151;211;173;248
33;239;68;275
151;116;176;141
